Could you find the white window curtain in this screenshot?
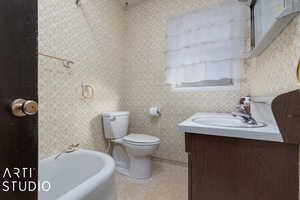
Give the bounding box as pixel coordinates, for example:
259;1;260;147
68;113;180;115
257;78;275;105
166;2;249;86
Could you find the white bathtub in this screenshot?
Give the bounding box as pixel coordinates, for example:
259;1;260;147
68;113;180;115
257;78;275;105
39;149;116;200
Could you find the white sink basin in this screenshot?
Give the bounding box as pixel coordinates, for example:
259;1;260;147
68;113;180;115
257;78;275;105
192;116;267;128
178;113;282;143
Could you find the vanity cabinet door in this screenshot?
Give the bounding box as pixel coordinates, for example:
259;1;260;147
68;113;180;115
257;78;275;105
185;133;298;200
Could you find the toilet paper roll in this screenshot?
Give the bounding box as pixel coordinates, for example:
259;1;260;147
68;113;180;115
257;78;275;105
149;107;161;117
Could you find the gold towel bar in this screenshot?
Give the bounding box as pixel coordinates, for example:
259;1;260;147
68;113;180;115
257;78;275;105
38;52;69;62
38;52;74;68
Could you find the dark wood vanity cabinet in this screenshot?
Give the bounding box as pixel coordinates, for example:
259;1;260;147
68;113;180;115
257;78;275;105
185;133;299;200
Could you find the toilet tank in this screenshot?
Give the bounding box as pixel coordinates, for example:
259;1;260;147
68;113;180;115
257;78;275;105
102;112;129;139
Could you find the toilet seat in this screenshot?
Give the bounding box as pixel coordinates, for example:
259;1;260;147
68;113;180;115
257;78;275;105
123;134;160;146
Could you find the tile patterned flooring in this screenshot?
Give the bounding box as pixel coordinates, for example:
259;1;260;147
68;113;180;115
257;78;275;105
115;160;188;200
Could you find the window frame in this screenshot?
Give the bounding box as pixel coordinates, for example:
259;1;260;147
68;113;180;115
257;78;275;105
171;79;240;92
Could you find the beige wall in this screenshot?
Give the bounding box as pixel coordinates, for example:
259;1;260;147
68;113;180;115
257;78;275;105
248;16;300;96
122;0;300;163
121;0;250;163
39;0;300;164
38;0;126;159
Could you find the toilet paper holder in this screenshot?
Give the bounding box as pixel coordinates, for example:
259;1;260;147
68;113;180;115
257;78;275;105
149;107;161;117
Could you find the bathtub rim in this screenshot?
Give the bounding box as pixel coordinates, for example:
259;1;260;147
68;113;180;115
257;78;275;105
40;149;115;200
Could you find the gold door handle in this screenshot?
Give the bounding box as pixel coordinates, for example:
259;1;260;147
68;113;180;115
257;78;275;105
11;99;38;117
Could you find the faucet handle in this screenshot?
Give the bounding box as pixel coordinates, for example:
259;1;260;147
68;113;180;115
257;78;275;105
65;143;80;152
70;143;80;148
244;96;251;104
236;104;244;109
235;104;247;112
55;144;80;160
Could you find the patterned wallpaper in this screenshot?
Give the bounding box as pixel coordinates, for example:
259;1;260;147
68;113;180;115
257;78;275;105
122;0;300;163
38;0;126;159
39;0;300;164
248;15;300;96
121;0;250;163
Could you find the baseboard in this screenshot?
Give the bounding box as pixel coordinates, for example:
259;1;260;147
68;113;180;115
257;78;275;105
151;156;188;168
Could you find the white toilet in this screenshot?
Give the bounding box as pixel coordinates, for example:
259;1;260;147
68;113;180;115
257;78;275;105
102;111;160;179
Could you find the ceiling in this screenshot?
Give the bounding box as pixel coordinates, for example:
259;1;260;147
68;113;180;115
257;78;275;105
119;0;148;6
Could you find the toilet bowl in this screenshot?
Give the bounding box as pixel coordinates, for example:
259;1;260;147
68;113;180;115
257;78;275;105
102;112;160;179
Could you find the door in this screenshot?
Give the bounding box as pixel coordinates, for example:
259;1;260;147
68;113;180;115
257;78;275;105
0;0;38;199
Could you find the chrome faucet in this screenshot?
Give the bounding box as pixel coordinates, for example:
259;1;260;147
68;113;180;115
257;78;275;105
232;112;257;125
232;96;258;125
55;143;80;160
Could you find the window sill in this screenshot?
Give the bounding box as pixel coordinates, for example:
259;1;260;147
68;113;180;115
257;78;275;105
171;84;240;92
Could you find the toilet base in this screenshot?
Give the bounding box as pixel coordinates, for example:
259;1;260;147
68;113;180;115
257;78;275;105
112;137;159;179
115;166;129;176
115;156;152;179
128;155;152;179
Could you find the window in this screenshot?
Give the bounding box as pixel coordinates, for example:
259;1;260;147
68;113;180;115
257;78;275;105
165;2;249;90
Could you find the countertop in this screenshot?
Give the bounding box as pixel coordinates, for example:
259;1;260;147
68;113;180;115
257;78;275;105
178;113;283;142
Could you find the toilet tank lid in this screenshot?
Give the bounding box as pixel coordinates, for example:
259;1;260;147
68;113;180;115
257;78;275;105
102;111;129;117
